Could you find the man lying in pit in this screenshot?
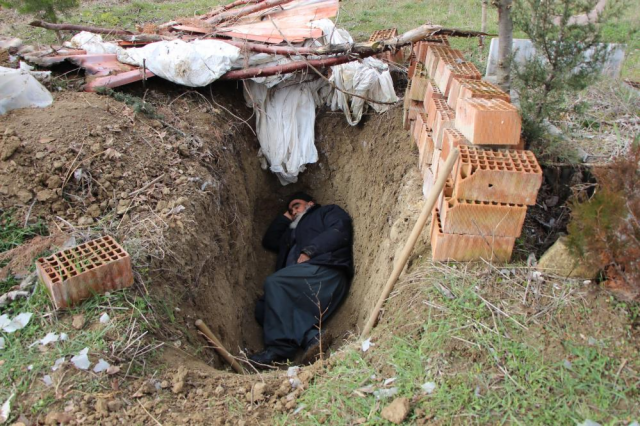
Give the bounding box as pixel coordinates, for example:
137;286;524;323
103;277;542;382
250;192;354;367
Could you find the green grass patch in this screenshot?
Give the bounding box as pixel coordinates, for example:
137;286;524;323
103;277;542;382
285;266;639;424
0;210;47;254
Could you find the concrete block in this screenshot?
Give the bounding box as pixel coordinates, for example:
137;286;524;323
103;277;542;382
36;235;134;309
450;145;543;205
430;208;515;262
455;98;522;146
441;128;470;161
436;61;482;96
432;108;456;149
448;78;510;109
426;97;453;131
423;79;444;112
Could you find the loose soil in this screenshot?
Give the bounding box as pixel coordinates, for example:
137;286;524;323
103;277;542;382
0;79;430;423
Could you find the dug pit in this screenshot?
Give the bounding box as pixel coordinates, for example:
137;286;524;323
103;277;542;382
149;85;426;369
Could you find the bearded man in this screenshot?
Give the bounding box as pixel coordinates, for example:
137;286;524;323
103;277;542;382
250;192;353;367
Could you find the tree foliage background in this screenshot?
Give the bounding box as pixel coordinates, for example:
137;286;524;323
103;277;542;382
1;0;78;23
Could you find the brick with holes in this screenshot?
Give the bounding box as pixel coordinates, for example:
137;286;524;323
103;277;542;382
455;98;522;145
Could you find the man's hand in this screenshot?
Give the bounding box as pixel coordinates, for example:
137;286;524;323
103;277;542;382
284;211;293;220
297;253;310;263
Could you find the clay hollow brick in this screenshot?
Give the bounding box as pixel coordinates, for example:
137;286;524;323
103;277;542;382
432;108;456;149
439;180;527;237
426;97;453;131
449;145;543;205
36;235;134;309
430;208;515;262
407;53;417;79
402;82;412;130
425;46;464;79
413;113;427;148
409;73;429;101
423;80;444;112
368;28;398;42
455;98;522;146
436;61;482;96
408;100;425;122
441;128;470;161
419;130;435;173
448;78;510;109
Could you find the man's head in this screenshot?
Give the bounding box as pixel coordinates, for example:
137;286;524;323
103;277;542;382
287;192;315;219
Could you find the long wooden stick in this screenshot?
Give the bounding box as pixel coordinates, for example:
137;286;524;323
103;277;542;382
195;319;245;374
206;0;294;25
360;148;460;339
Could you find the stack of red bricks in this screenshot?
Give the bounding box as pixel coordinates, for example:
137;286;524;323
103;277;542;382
402;40;543;263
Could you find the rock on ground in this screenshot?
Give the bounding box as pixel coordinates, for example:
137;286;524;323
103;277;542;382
381;397;410;424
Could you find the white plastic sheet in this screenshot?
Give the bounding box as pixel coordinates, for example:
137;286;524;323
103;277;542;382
329;57;398;126
0;67;53;115
67;31;120;55
244;78;326;185
118;39;241;87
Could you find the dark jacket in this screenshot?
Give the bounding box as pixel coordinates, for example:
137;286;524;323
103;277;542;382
262;204;354;278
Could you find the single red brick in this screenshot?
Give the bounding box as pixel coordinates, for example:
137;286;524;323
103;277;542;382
432;108;456;149
436;61;482;97
426;98;453;130
441;128;470;160
423;79;444;111
430;208;515;262
409;74;429;101
448;78;510;109
450;145;543;205
36;235;134;309
455;98;522;145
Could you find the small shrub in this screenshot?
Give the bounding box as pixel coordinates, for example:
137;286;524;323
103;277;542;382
0;0;78;23
567;141;640;299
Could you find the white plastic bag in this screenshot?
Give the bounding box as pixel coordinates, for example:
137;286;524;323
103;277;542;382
0;66;53;115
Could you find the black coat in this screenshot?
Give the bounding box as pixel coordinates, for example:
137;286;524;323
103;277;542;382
262;204;354;278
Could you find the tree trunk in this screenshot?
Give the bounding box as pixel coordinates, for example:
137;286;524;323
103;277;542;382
481;0;488;33
496;0;513;92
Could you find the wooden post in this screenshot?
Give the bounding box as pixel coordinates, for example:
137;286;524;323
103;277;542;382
195;319;245;374
360;148;460;339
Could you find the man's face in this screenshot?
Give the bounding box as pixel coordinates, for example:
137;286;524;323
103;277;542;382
288;199;314;219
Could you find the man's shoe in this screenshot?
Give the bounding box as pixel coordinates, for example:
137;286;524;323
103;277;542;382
249;348;286;369
301;331;333;365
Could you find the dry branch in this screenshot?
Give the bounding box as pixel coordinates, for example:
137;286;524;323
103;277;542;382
30;20;135;36
206;0;294;25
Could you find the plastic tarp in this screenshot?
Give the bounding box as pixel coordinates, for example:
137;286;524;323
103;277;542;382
328;57;398;125
244;78;326;185
0;66;53;115
68;32;241;87
117;39;241;87
243;19;398;185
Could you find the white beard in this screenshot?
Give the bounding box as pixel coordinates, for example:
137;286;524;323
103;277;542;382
289;205;312;229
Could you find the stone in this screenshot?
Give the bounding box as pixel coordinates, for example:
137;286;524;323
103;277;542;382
95;398;109;416
36;189;57;202
172;366;188;394
116;200;129;215
1;136;21;161
72;314;85;330
78;216;94;226
35;152;47;160
46;175;63;189
381;397;410;424
16;189;33;203
87;204;101;218
44;412;74;425
107;400;122;412
537;236;600;279
246;382;266;402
